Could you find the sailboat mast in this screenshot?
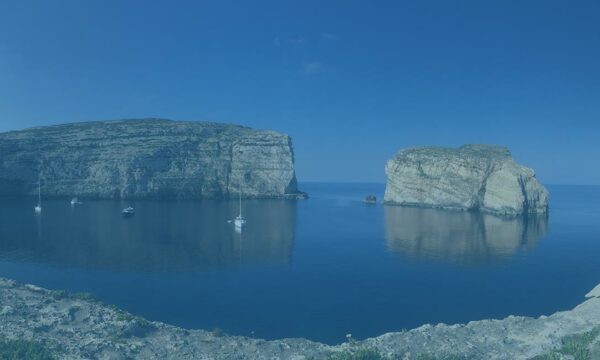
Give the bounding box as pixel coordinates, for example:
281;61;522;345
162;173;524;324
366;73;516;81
238;190;242;216
38;181;41;205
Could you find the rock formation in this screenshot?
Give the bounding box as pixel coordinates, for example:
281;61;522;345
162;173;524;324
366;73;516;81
384;144;548;215
364;195;377;204
0;119;304;199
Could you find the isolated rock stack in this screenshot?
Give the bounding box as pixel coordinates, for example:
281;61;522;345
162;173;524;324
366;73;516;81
384;144;548;215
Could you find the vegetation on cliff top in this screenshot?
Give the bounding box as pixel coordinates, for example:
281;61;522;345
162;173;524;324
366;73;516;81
0;337;54;360
530;326;600;360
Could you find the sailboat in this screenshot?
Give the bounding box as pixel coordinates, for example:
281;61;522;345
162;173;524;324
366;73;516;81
234;191;246;229
34;181;42;214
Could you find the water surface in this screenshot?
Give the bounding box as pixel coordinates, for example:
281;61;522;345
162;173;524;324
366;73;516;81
0;183;599;344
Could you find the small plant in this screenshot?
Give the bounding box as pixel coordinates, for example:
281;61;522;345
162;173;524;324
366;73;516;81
113;310;130;322
0;337;54;360
70;292;95;302
106;304;132;322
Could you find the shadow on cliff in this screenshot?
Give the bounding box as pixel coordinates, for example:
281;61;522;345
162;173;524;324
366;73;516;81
0;198;296;272
384;205;548;265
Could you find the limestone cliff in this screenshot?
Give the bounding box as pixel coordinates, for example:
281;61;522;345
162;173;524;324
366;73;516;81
0;119;303;199
384;144;548;215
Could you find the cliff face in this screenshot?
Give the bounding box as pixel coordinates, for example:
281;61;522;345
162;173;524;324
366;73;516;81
384;145;548;215
0;119;302;199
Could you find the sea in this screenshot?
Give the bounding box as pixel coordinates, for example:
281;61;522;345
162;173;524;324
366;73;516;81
0;182;599;344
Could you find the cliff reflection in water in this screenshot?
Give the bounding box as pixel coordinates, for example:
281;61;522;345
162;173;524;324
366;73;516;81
384;206;548;264
0;199;296;272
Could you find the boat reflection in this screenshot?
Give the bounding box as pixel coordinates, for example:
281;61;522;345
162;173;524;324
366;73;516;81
384;206;548;265
0;199;296;272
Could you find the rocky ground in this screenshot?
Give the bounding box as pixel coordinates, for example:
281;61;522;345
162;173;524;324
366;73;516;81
2;277;600;359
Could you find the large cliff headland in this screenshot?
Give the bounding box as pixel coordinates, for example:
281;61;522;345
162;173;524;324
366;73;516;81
0;119;304;199
385;145;548;216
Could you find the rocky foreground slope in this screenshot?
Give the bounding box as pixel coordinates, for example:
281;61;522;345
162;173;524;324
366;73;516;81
384;145;548;215
2;278;600;359
0;119;303;199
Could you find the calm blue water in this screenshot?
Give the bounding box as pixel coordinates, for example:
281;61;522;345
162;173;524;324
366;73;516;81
0;183;599;344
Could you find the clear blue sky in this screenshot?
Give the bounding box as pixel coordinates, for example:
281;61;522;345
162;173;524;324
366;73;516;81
1;1;599;184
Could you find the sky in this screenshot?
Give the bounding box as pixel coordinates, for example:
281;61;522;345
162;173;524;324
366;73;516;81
0;0;599;184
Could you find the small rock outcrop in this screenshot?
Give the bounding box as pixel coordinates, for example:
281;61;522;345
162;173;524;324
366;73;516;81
0;119;304;199
364;195;377;204
384;145;548;215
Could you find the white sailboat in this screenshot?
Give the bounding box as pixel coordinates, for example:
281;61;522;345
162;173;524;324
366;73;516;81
234;191;246;229
34;181;42;214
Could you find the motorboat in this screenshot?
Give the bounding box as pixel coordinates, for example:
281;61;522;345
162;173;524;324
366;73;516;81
122;206;135;217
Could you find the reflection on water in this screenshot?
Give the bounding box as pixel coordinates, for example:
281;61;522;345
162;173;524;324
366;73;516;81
0;184;599;344
0;199;296;272
384;205;548;264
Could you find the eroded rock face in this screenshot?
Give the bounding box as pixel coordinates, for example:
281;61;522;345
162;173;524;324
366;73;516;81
0;119;303;199
384;144;548;215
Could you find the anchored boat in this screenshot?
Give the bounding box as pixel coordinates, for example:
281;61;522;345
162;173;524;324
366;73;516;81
34;181;42;214
234;192;246;230
122;206;135;217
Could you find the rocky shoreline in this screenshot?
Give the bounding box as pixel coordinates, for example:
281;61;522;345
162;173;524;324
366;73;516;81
2;278;600;359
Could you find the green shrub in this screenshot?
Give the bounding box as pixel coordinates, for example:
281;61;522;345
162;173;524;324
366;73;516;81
559;326;600;360
0;338;54;360
70;292;95;302
529;326;600;360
